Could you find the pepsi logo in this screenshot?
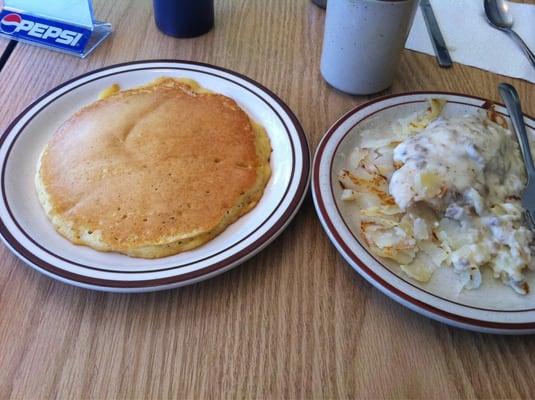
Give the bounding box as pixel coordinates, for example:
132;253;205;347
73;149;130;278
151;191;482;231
0;13;21;34
0;12;85;47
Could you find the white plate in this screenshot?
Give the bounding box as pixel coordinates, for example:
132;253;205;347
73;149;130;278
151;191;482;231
312;92;535;334
0;60;310;292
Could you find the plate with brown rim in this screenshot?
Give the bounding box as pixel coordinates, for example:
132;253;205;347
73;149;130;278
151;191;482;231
312;91;535;334
0;60;310;292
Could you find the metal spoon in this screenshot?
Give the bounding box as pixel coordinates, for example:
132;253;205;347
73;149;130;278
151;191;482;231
484;0;535;69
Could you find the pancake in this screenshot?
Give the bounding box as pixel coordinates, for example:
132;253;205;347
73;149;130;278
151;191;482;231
36;77;272;258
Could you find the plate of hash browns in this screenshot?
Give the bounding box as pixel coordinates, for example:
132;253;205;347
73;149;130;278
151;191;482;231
312;91;535;334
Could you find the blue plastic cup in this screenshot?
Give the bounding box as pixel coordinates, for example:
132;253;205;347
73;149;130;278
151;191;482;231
153;0;214;38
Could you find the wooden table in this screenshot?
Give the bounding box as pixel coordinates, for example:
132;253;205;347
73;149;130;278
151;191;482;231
1;1;535;398
0;40;9;55
0;39;13;69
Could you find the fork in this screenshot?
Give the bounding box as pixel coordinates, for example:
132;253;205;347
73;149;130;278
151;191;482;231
498;83;535;230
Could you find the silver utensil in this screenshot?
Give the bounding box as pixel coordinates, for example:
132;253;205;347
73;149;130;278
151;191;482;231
485;0;535;70
498;83;535;230
420;0;452;68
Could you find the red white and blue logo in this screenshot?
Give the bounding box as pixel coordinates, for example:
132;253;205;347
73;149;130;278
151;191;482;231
0;10;90;54
0;13;21;34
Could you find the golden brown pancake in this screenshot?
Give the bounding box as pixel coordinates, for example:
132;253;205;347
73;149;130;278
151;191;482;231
36;78;271;258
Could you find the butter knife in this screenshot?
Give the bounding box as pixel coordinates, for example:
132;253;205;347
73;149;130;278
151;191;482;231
420;0;452;68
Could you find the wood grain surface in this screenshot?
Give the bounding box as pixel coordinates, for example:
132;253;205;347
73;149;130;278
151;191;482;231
0;39;14;67
1;1;535;399
0;39;9;55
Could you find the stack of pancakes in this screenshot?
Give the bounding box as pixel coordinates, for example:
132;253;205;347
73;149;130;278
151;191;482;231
36;78;271;258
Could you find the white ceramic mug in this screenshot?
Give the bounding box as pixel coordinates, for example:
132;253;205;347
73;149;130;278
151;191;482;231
320;0;419;95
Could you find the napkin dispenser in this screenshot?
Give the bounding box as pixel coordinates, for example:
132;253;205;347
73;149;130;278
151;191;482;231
0;0;111;58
